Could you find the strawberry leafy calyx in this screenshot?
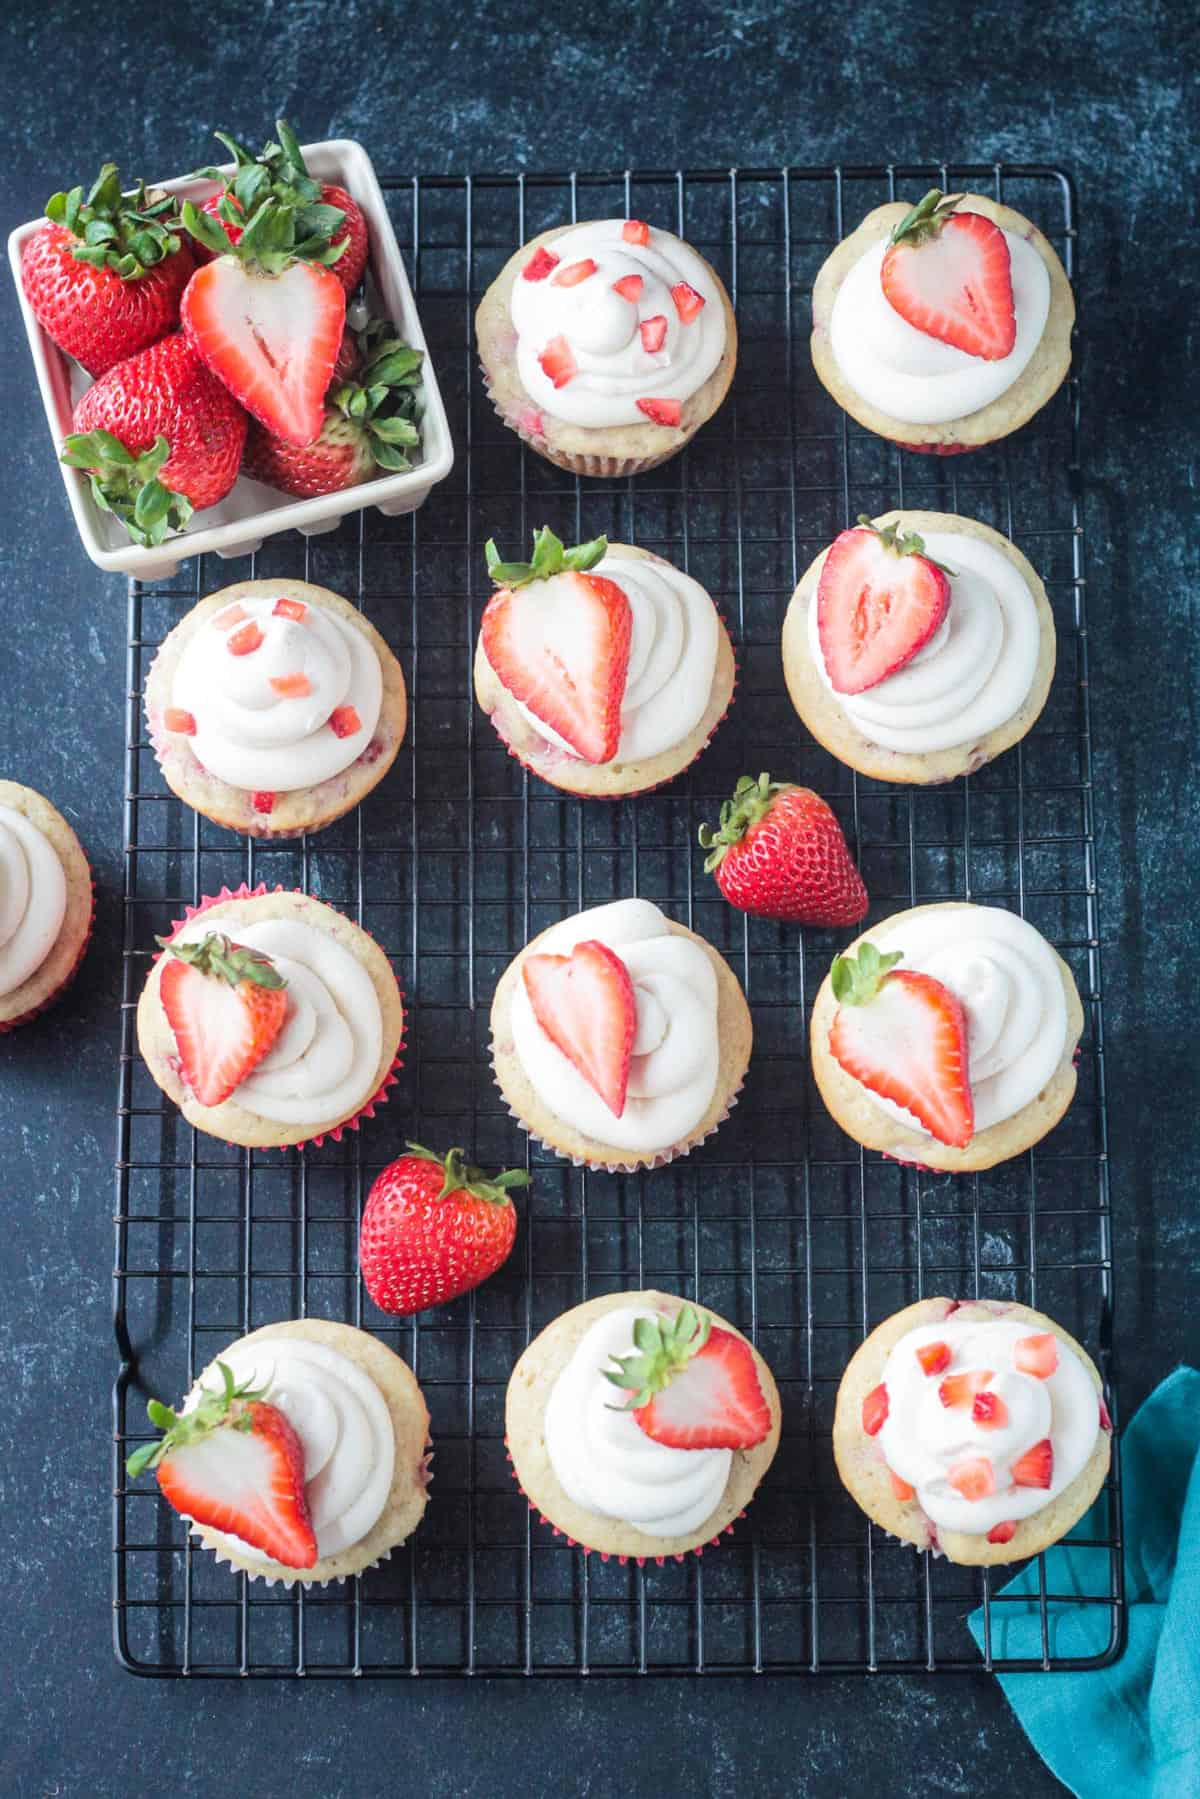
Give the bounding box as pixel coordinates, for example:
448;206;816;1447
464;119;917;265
856;514;956;579
155;931;287;991
484;525;608;589
830;942;905;1006
125;1360;269;1478
60;429;194;549
602;1304;711;1411
181;192;347;273
44;163;186;279
329;318;424;472
404;1142;530;1207
186;119;344;257
698;772;792;872
888;188;965;249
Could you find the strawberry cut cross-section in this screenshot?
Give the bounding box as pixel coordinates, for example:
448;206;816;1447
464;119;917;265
480;568;632;764
521;938;636;1118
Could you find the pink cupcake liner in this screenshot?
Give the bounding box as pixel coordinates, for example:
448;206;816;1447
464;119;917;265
0;870;95;1033
895;439;974;457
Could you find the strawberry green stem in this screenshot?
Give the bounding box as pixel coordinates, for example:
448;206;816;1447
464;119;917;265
888;188;964;248
155;931;286;990
602;1304;710;1410
44;162;186;278
698;772;789;873
60;431;193;549
484;525;608;588
830;941;904;1006
404;1142;530;1206
125;1360;268;1478
856;513;956;578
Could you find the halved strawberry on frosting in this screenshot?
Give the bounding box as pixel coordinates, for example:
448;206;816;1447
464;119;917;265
603;1301;771;1450
522;937;636;1117
880;189;1016;362
157;930;289;1108
817;514;952;696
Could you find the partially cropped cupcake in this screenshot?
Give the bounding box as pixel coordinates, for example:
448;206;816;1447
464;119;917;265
136;885;404;1149
126;1317;431;1586
507;1291;781;1561
476;218;737;477
490;897;751;1172
145;579;407;839
0;780;92;1031
810;903;1083;1172
833;1297;1112;1564
811;189;1074;454
474;527;735;796
782;511;1055;784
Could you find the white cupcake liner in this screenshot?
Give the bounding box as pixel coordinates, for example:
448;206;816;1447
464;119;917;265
479;361;694;480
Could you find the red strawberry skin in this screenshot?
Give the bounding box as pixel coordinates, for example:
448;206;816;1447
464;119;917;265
830;967;974;1148
881;209;1016;361
705;784;868;927
72;333;247;510
481;570;632;765
817;524;950;695
522;939;636;1117
22;222;195;378
156;1398;317;1568
242;409;375;497
634;1325;771;1450
359;1151;520;1316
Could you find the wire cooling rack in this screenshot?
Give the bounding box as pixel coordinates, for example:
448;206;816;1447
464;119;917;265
112;164;1122;1677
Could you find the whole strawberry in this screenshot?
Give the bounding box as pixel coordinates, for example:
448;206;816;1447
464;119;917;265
21;163;192;377
62;334;248;545
699;773;868;926
360;1144;529;1316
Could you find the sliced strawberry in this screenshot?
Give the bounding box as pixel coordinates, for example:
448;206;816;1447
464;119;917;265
158;931;288;1108
522;245;560;281
269;672;312;698
986;1519;1018;1545
948;1456;995;1502
156;1398;316;1569
1011;1438;1053;1489
671;280;706;323
553;257;597;286
481;568;632;764
181;255;346;447
272;596;307;622
639;315;668;353
163;708;197;736
252;791;276;815
522;938;636;1117
632;1324;771;1450
329;704;362;738
938;1369;994;1409
622;219;650;245
861;1383;888;1436
538;334;577;389
1099;1397;1113;1431
213;603;248;632
227;621;264;657
881;192;1016;361
972;1390;1009;1429
1014;1333;1058;1378
829;952;974;1149
890;1471;915;1502
636;396;681;425
817;519;951;696
915;1340;951;1376
613;274;643;302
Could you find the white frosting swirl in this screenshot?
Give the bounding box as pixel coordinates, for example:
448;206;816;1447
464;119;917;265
172;594;382;792
511;898;719;1153
510;221;726;427
830;228;1051;424
0;806;66;997
855;906;1068;1136
545;1304;731;1537
510;553;719;762
878;1317;1099;1534
170;915;383;1124
808;530;1041;753
190;1337;395;1563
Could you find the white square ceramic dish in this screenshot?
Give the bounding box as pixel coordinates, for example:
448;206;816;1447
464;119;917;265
8;137;454;580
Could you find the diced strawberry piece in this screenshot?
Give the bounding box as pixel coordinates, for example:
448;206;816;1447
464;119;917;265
272;597;307;622
639;314;668;354
915;1340;951;1376
481;569;632;765
889;1471;915;1502
938;1369;994;1409
986;1519;1018;1544
1099;1397;1113;1431
329;705;362;739
622;219;650;245
159;933;288;1108
633;1324;771;1451
861;1383;888;1436
213;604;248;632
552;257;597;287
538;334;577;389
972;1390;1010;1429
516;405;545;438
881;206;1016;360
636;396;681;426
817;522;950;696
163;708;197;736
671;280;706;323
948;1456;995;1502
1014;1333;1058;1379
251;791;276;815
269;672;312;698
830;967;974;1149
522;246;560;281
155;1398;316;1569
522;939;636;1117
613;274;643;302
1011;1438;1053;1489
227;621;264;656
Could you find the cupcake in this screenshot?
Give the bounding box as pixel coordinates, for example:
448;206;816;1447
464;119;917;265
811;189;1074;454
136;884;404;1149
506;1290;781;1561
474;527;735;796
476;217;737;477
781;511;1055;784
833;1297;1112;1564
126;1317;431;1586
490;897;752;1172
145;579;407;839
809;903;1083;1172
0;780;92;1031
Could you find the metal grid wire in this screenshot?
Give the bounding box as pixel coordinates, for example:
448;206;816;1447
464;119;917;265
112;165;1122;1677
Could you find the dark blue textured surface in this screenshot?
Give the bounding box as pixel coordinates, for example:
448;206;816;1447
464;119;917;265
1;1;1196;1794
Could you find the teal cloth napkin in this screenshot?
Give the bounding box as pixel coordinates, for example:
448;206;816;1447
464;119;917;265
969;1366;1200;1799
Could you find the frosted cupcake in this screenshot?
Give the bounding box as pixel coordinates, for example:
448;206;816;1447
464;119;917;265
136;885;404;1149
811;190;1074;454
782;511;1055;784
810;903;1083;1172
0;780;92;1031
507;1290;781;1561
833;1297;1112;1564
145;579;407;839
490;897;751;1172
474;527;735;796
126;1317;431;1586
476;218;737;477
